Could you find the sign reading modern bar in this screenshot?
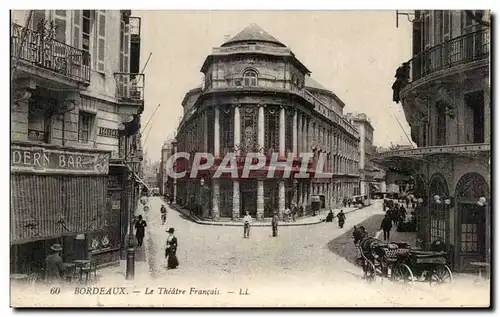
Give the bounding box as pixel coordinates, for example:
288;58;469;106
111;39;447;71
11;143;110;175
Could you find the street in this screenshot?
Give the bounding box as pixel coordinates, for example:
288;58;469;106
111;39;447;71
11;197;489;307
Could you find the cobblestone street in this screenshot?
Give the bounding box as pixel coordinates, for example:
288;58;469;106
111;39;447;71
12;198;489;307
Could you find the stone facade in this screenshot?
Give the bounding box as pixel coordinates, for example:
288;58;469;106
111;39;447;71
375;10;490;272
172;24;360;221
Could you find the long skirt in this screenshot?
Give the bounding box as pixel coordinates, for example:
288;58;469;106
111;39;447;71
165;249;179;269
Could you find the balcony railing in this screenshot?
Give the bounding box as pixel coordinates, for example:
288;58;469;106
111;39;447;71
373;143;490;160
406;29;490;84
11;23;91;83
213;44;291;56
114;73;145;103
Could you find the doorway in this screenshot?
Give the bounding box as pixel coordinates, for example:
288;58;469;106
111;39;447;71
240;180;257;217
464;91;485;144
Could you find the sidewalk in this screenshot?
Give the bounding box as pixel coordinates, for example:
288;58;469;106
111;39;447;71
169;202;370;227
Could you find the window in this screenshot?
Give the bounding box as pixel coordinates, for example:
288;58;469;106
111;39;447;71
459;204;485;253
243;70;258;87
435;101;447;146
54;10;67;43
423;12;430;48
82;10;92;66
465;91;485;144
28;97;53;143
78;111;94;143
96;10;106;73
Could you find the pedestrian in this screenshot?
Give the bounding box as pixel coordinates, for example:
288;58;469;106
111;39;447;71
291;204;297;222
325;210;334;222
380;214;393;241
337;210;346;228
45;244;65;283
160;204;167;225
243;210;252;238
135;215;147;247
343;197;347;208
348;199;352;208
165;227;179;269
272;212;279;237
284;206;291;222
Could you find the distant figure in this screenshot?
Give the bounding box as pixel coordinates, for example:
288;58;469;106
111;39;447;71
272;212;279;237
337;210;346;228
380;214;393;241
291;204;297;222
165;227;179;269
347;199;352;208
343;197;347;208
325;210;334;222
160;204;167;225
243;211;252;239
45;244;65;282
135;215;147;247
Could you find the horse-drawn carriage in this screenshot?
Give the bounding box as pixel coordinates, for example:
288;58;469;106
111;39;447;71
357;237;453;285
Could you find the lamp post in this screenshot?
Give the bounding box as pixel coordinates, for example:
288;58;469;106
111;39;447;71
118;114;140;281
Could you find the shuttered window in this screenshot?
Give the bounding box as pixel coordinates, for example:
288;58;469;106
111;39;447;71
96;10;106;73
72;10;81;48
54;10;67;43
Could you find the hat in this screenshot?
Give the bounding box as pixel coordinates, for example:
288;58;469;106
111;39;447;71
359;226;365;231
50;244;63;252
167;228;175;233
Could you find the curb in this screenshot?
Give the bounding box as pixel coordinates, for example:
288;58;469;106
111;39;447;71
168;202;366;227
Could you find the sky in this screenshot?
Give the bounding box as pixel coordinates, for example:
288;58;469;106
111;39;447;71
134;10;414;162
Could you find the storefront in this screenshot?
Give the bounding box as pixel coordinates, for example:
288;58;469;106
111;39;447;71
10;141;111;273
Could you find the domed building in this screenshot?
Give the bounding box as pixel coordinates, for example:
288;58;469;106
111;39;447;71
173;23;360;220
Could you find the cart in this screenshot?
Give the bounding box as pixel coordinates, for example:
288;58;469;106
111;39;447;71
358;240;453;285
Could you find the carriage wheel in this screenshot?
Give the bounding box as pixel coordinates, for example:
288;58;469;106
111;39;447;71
392;263;414;284
429;264;453;285
364;260;377;283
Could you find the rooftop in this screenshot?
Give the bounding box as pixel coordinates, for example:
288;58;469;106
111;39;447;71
305;76;330;92
221;23;286;48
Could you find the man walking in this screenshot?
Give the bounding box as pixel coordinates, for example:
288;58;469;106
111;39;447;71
272;212;279;237
45;244;65;283
134;215;147;247
243;211;252;238
380;214;393;241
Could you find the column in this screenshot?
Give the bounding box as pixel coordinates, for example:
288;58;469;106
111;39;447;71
173;144;178;202
212;179;220;219
258;105;265;151
293;110;298;157
257;180;264;220
303;118;308;153
279;106;285;157
483;78;490;144
203;112;208;152
278;181;285;220
234;105;241;153
297;113;302;154
232;180;240;220
214;107;220;158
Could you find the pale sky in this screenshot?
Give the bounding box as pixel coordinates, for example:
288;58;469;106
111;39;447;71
134;10;414;162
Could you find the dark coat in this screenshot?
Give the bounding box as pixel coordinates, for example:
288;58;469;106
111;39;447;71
45;253;64;281
381;217;393;231
135;220;147;238
165;236;179;268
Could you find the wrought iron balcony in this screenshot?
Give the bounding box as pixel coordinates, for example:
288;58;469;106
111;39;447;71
114;73;145;104
10;23;91;84
372;143;490;160
404;29;489;86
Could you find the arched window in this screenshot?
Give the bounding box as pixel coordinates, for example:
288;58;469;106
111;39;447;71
243;70;258;87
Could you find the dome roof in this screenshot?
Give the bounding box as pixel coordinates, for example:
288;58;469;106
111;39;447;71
221;23;286;47
305;76;330;92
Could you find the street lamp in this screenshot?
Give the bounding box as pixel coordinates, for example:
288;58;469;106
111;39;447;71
118;114;140;281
